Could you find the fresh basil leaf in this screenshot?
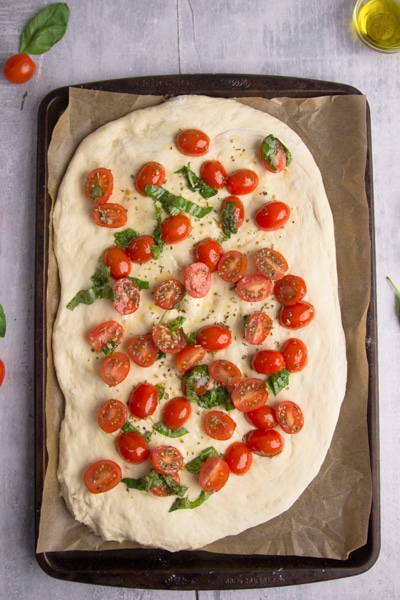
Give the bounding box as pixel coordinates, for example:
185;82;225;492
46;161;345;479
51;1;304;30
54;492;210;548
146;185;213;218
91;258;110;288
220;200;238;241
121;421;153;441
127;276;149;290
266;369;290;396
156;385;165;400
66;287;98;310
195;385;233;410
0;304;6;338
152;422;189;438
185;446;224;474
169;491;211;512
182;365;210;403
114;228;139;249
261;134;292;171
176;164;218;199
66;258;114;310
387;277;400;316
20;3;70;55
122;470;187;497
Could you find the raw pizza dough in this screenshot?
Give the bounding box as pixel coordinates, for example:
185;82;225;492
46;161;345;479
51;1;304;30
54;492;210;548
52;95;347;552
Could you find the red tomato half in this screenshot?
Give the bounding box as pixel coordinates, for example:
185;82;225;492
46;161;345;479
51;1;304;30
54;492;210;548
279;301;315;329
209;359;242;389
99;352;130;386
195;238;223;272
162;397;192;429
3;53;36;84
127;333;158;368
236;274;273;302
127;234;156;264
226;169;259;195
260;138;287;173
151;445;184;475
176;345;206;373
254;201;290;231
220;196;245;228
199;456;230;493
196;324;232;351
88;320;124;354
92;203;127;228
203;410;236;441
184;262;211;298
243;312;272;345
152;323;187;354
176;129;210;156
161;214;192;244
97;399;128;433
246;405;278;430
254;248;289;281
217;250;248;283
103;246;131;279
252;350;286;375
154;278;185;309
274;274;307;306
280;338;308;372
85;168;114;204
128;382;159;418
246;429;284;457
225;442;253;475
275;400;304;434
231;378;268;412
116;431;150;463
83;460;122;494
112;278;140;315
135;162;166;195
200;160;227;188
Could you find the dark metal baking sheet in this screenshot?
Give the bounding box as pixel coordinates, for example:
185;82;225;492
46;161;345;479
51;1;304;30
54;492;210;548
34;73;380;590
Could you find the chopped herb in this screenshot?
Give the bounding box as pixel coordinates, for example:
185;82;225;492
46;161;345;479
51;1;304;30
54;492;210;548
152;422;189;438
261;134;292;171
182;365;210;403
169;491;211;511
122;470;187;497
66;257;114;310
266;369;290;396
0;304;6;338
114;228;139;249
127;276;149;290
175;163;218;199
121;420;153;441
195;385;234;411
145;184;213;218
185;446;224;474
220;200;238;241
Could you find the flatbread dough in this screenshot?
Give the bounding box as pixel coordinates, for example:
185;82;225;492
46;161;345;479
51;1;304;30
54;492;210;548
52;95;347;552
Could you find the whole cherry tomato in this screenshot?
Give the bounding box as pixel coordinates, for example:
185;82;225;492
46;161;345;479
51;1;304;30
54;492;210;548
161;214;192;244
195;238;222;272
3;53;36;84
200;160;227;188
103;246;131;279
225;442;253;475
255;201;290;231
128;382;159;418
135;162;166;195
280;338;308;372
176;129;210;156
226;169;259;195
196;324;232;351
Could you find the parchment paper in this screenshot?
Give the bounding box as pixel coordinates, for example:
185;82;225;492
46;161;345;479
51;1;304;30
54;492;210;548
37;87;373;559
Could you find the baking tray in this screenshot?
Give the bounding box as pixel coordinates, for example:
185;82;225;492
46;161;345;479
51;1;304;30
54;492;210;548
34;73;380;590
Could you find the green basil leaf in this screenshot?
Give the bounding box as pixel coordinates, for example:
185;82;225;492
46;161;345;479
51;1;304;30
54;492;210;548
91;258;110;288
146;185;213;218
182;365;210;403
175;164;218;199
220;200;238;241
194;385;233;410
127;276;149;290
261;134;292;171
114;228;139;249
387;277;400;316
185;446;223;474
66;287;98;310
122;471;187;497
152;422;189;438
0;304;6;338
169;491;211;511
266;369;290;396
20;3;70;55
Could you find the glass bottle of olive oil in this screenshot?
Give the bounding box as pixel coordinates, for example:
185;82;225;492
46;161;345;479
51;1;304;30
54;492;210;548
353;0;400;52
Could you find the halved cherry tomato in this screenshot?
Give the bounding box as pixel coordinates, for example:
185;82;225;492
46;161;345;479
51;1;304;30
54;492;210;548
225;442;253;475
176;345;206;373
198;456;230;493
195;238;223;272
254;248;289;281
88;320;124;354
135;161;166;195
252;349;286;375
112;278;140;315
184;262;211;298
152;323;187;354
127;234;156;264
83;459;122;494
236;274;273;302
175;129;210;156
196;324;232;351
162;396;192;429
97;399;128;433
103;246;131;279
200;160;227;188
275;400;304;434
0;359;4;387
92;203;127;228
226;169;259;195
151;445;184;475
243;312;272;345
203;410;236;441
150;472;181;497
246;405;277;430
100;352;130;386
280;338;308;372
220;196;245;228
128;382;159;418
209;359;242;389
231;378;268;412
279;301;315;329
161;214;192;244
260;137;287;173
116;431;150;463
246;429;284;457
127;333;158;368
254;201;290;231
154;278;185;309
274;274;307;306
85;167;114;204
217;250;248;283
3;53;36;84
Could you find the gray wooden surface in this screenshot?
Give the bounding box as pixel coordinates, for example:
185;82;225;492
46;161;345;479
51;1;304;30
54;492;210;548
0;0;399;598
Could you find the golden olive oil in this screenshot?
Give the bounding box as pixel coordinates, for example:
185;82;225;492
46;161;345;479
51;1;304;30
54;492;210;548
354;0;400;50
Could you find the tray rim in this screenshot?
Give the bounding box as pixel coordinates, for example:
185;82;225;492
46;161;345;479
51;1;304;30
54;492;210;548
34;73;380;590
